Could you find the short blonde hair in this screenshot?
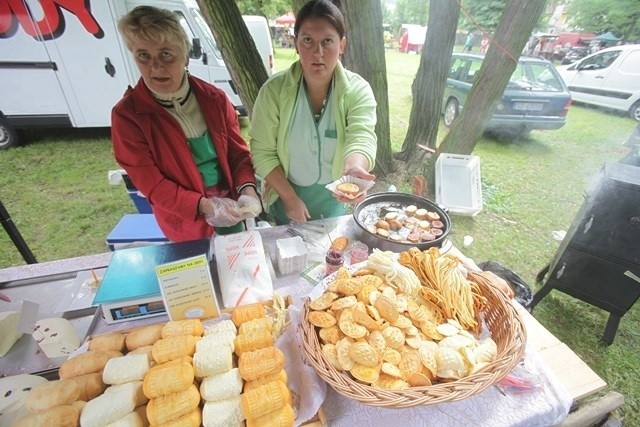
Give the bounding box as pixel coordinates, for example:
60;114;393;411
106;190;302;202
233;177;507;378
118;6;191;57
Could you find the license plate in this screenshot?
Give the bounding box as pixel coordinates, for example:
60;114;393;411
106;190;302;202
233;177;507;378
513;102;543;111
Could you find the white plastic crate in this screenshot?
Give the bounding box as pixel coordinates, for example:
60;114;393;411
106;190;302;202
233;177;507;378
435;153;483;216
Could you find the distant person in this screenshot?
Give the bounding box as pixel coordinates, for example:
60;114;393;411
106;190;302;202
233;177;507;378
250;0;377;225
480;36;489;54
464;31;475;52
400;30;409;53
111;6;261;242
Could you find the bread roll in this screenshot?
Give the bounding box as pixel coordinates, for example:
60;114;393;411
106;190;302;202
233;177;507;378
237;317;272;335
125;323;164;351
238;346;284;381
152;408;200;427
246;403;295;427
243;369;288;392
146;384;200;426
67;372;107;401
13;404;79;427
240;381;290;420
161;319;204;338
80;379;139;427
152;335;198;364
105;411;143;427
336;182;360;197
197;330;235;353
25;379;79;412
105;381;149;407
103;354;150;385
202;397;244;427
193;346;232;378
143;359;194;399
128;345;154;362
58;350;112;379
233;328;272;355
200;368;242;402
205;319;237;336
89;333;127;353
231;303;265;327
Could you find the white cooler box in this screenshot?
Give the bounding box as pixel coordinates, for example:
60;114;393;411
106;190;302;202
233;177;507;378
435;153;483;216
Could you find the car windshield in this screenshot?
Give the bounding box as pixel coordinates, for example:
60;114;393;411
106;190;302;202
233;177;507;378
507;62;564;92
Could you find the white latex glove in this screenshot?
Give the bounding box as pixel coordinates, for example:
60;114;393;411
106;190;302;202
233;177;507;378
205;197;243;227
238;194;262;218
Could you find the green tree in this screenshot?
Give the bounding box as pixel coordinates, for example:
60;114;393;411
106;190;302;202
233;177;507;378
236;0;290;18
340;0;394;175
458;0;504;31
197;0;269;117
392;0;429;30
567;0;640;41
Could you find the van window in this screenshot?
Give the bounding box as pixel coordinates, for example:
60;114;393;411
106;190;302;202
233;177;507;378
618;50;640;75
580;50;621;70
175;11;199;59
190;8;223;60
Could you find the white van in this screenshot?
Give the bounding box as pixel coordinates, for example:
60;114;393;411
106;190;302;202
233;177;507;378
242;15;275;76
557;44;640;121
0;0;272;149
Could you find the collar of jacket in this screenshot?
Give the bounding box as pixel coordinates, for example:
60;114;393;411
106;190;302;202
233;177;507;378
126;75;205;114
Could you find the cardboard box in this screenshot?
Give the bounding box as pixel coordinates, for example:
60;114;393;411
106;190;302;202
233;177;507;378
435;153;483;216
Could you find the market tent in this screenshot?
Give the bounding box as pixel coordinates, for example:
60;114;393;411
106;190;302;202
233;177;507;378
595;31;620;42
275;12;295;25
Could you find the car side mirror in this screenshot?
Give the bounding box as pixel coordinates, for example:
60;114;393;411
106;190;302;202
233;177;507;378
191;38;202;59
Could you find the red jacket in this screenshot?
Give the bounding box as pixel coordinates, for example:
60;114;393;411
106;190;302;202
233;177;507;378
111;75;256;242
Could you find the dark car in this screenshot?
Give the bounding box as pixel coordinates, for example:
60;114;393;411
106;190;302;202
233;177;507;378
561;46;591;65
442;53;572;137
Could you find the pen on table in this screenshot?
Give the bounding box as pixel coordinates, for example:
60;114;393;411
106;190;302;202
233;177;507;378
90;269;100;284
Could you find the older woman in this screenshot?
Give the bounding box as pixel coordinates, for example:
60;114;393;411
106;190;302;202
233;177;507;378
111;6;260;242
250;0;377;225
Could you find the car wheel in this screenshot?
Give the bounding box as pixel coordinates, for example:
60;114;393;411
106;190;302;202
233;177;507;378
443;98;459;128
0;117;19;150
630;101;640;122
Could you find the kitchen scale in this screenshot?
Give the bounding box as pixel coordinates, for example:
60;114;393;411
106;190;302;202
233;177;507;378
93;239;212;324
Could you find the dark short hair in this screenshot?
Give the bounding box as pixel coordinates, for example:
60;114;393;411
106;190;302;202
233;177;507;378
294;0;345;39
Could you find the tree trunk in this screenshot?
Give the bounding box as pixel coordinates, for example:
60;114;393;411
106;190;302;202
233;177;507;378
291;0;307;15
340;0;393;176
438;0;547;155
396;0;459;163
196;0;269;117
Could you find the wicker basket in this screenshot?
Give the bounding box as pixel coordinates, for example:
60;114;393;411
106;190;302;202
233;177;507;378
300;278;527;408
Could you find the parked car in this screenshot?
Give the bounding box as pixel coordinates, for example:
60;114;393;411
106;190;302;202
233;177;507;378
561;46;591;65
442;53;572;137
557;44;640;122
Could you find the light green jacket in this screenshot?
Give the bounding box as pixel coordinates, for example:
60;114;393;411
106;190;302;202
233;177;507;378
250;60;377;211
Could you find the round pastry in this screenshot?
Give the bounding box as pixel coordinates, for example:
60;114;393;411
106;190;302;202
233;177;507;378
336;182;360;197
426;211;440;221
418;220;430;230
405;205;417;216
388;234;402;241
431;220;444;229
375;219;390;230
388;219;403;231
431;228;444;236
377;228;390;238
384;212;398;221
415;208;428;220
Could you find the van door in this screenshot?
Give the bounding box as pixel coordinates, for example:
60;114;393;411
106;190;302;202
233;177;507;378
1;0;131;128
563;49;622;108
0;0;69;126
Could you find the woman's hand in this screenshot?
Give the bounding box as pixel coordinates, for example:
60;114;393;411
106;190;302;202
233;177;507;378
282;194;310;224
204;197;244;227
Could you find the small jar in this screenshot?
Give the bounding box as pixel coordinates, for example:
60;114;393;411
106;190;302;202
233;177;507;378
325;248;345;276
349;242;369;265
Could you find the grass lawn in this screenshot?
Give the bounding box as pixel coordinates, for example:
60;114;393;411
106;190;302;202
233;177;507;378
1;47;638;423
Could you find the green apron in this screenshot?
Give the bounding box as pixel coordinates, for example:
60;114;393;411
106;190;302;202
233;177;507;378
187;132;243;234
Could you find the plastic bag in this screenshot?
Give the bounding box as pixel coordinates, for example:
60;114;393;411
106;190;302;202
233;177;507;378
477;261;533;308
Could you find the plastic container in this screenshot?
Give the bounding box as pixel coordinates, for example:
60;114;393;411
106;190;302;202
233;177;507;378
276;236;309;275
349;242;369;265
435;153;483;216
325;248;345;276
